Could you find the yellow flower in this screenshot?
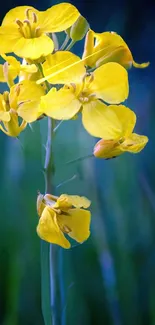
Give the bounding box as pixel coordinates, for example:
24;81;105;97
0;80;45;136
93;105;148;159
0;4;80;60
0;54;37;85
40;51;129;138
82;30;149;69
0;91;27;137
36;193;91;249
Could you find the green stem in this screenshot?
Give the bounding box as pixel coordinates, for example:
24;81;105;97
41;117;58;325
65;40;76;51
60;34;70;50
38;62;60;325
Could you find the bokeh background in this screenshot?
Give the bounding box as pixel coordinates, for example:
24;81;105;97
0;0;155;324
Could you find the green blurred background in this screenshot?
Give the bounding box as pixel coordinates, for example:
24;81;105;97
0;0;154;324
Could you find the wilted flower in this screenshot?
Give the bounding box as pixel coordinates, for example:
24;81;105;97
0;92;27;137
37;193;91;249
0;80;45;136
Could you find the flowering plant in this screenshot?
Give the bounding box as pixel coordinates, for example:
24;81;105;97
0;3;149;324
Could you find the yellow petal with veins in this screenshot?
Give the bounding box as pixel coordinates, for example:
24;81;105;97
13;34;54;60
43;51;85;84
57;208;91;243
82;100;122;139
39;3;80;33
41;87;81;120
37;206;71;249
90;62;129;104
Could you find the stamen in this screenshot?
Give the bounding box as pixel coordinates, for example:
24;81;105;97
3;91;9;104
16;19;23;28
35;27;41;37
15;84;21;96
23;19;31;27
82;73;88;83
88;73;94;83
32;12;37;23
23;19;32;37
25;8;31;20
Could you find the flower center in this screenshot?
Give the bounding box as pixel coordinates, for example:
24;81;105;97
78;90;96;103
16;8;41;39
67;73;97;104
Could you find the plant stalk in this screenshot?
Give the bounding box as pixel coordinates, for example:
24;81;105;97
41;116;59;325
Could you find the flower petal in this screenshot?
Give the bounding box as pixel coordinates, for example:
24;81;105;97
0;26;21;53
90;62;129;104
2;6;38;26
107;105;136;137
39;3;80;33
43;51;86;84
57;208;91;243
83;30;149;70
9;80;45;122
17;100;42;123
121;133;148;153
0;110;10;122
41;87;81;120
13;35;54;60
17;80;45;102
0;65;7;82
56;194;91;210
83;30;133;69
20;64;38;74
82;100;122;139
3;109;27;137
37;206;70;249
133;60;150;69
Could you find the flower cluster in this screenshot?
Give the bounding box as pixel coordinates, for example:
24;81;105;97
0;3;149;247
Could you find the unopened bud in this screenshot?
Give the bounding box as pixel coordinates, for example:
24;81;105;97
93;139;118;159
70;15;89;41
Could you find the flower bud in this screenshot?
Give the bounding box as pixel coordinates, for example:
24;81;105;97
70;15;89;41
93;139;121;159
